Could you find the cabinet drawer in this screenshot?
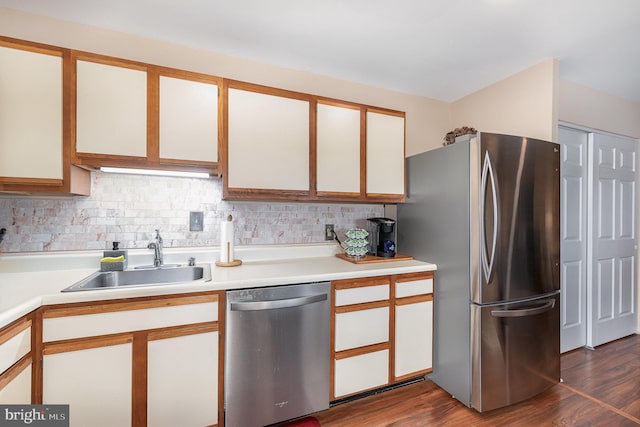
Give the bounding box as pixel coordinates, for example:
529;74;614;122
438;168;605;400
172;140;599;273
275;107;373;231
0;323;31;375
335;307;389;351
334;349;389;398
395;277;433;298
335;284;389;306
43;298;218;342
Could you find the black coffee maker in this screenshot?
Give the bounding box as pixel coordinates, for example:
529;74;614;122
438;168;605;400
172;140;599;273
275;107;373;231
366;217;396;258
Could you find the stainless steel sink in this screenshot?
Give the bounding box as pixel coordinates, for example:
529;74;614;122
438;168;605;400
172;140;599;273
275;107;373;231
62;265;212;292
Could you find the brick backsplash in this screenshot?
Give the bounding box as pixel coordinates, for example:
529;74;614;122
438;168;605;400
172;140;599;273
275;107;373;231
0;172;383;253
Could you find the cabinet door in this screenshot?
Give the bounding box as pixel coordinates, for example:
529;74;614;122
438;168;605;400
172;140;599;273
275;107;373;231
334;349;389;398
147;330;219;427
366;110;405;198
43;340;133;427
395;300;433;379
316;102;361;195
227;86;310;192
75;58;147;157
0;362;31;404
0;44;62;180
159;75;218;163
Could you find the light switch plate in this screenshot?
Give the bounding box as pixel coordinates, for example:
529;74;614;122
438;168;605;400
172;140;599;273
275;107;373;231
189;211;204;231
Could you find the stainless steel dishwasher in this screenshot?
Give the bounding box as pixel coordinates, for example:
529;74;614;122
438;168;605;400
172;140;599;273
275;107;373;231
225;282;331;427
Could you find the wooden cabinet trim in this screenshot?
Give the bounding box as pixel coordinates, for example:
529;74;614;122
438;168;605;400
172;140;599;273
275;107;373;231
32;309;42;404
335;300;389;314
42;293;219;318
226;79;312;102
366;105;406;118
132;331;148;427
334;342;389;360
71;50;149;72
0;36;63;57
333;277;390;290
309;96;317;196
0;354;31;391
0;318;31;347
147;322;219;341
393;271;434;283
317;97;362;111
147;68;160;163
156;67;222;86
360;105;367;198
394;368;432;384
43;333;133;355
395;294;433;306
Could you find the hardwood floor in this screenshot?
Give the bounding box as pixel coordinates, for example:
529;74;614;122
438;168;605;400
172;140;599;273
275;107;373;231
313;334;640;426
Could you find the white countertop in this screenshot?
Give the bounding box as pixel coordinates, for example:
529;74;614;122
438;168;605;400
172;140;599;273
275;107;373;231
0;243;436;327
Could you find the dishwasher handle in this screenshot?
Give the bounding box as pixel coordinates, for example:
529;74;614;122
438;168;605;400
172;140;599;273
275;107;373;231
230;293;328;311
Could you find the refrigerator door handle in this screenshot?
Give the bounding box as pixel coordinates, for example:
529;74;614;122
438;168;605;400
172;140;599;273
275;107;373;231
480;151;499;283
490;299;556;318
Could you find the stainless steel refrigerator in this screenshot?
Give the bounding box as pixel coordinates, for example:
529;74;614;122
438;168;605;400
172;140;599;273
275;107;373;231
397;132;560;412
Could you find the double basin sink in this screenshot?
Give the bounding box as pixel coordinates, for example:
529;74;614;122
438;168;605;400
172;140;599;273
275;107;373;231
62;264;212;292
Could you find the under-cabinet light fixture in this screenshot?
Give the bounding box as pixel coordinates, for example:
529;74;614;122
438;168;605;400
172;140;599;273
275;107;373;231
99;167;210;179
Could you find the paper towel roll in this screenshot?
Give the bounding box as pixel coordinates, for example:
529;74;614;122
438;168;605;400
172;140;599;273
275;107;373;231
220;215;234;263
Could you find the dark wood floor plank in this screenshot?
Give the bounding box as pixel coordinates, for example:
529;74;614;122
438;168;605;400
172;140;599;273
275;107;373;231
561;334;640;419
313;335;640;426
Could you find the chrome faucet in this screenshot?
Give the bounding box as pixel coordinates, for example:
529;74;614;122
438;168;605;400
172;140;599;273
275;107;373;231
147;229;164;267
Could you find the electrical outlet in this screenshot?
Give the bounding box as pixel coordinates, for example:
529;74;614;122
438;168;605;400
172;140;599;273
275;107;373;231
324;224;335;241
189;211;204;232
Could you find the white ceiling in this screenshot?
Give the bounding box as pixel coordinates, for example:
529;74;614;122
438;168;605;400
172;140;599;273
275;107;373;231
2;0;639;103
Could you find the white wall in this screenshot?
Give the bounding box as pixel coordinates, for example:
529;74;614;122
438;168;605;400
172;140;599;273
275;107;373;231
559;79;640;139
0;7;450;157
450;59;559;142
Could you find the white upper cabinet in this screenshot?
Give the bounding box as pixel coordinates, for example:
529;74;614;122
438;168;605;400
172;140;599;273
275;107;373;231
316;102;361;194
75;58;147;157
0;44;62;180
366;111;405;198
159;75;218;163
227;86;310;191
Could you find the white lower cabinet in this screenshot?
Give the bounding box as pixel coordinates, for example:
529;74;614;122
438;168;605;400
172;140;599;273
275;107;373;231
0;315;33;404
331;272;434;400
43;342;133;427
40;293;222;427
0;363;32;404
394;273;434;380
334;350;389;398
395;300;433;378
147;331;219;427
